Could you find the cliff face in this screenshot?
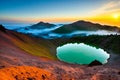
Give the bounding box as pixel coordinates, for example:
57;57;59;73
0;25;120;80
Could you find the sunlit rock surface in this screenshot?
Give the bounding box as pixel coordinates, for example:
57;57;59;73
57;43;110;64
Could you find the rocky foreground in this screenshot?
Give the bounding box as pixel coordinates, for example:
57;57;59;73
0;25;120;80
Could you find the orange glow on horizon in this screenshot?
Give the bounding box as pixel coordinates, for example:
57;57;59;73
2;14;120;27
84;13;120;27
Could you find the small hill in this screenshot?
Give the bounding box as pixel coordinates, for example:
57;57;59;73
53;20;120;33
29;21;56;29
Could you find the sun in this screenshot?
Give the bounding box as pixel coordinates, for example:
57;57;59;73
112;14;119;19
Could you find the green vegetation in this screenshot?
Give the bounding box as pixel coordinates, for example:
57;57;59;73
50;35;120;55
11;32;57;60
10;31;120;60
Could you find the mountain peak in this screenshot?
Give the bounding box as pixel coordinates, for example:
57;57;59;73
75;20;88;23
72;20;98;26
53;20;120;33
36;21;55;26
29;21;56;29
37;21;48;24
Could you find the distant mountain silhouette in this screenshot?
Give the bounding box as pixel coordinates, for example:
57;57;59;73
53;20;120;33
29;21;56;29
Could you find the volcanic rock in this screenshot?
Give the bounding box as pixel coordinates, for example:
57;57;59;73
88;60;102;67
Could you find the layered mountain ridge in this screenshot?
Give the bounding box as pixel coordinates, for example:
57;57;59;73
13;20;120;39
53;20;120;33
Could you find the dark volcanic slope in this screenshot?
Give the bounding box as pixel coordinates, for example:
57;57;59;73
53;20;120;33
0;25;120;80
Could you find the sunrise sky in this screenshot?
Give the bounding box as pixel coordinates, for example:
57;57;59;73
0;0;120;27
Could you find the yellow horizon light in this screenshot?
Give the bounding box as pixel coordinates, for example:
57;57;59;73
112;13;119;19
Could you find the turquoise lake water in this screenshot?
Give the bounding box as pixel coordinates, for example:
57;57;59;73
56;43;110;64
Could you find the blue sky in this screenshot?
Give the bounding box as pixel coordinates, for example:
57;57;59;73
0;0;104;17
0;0;120;26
